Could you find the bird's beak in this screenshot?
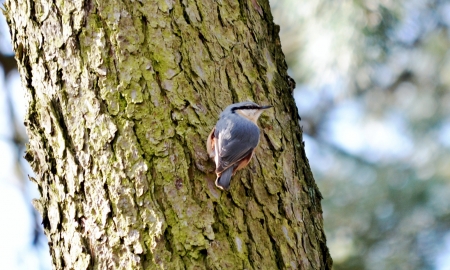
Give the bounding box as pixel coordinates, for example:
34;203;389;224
260;105;273;110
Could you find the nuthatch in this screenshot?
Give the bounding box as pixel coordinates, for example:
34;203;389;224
207;102;273;190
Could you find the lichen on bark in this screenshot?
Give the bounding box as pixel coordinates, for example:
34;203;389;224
5;0;332;269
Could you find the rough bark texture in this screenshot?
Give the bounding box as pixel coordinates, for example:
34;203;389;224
5;0;332;269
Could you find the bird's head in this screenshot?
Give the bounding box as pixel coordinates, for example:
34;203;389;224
229;101;273;124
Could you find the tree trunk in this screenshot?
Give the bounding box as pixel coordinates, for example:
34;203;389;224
5;0;332;269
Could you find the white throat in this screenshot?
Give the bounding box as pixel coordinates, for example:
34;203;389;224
236;109;263;124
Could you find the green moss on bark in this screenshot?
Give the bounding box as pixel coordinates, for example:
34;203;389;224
6;0;332;269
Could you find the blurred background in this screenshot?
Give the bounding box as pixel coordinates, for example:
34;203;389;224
271;0;450;269
0;0;449;269
0;0;51;268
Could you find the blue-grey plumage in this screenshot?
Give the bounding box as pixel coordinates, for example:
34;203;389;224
207;102;273;190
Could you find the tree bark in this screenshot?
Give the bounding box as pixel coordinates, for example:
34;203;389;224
5;0;332;269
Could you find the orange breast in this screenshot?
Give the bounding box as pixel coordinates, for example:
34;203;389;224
206;127;216;159
232;151;255;175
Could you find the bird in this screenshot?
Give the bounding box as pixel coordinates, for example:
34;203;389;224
207;101;273;190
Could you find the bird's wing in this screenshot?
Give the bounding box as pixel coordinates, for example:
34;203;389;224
215;117;259;173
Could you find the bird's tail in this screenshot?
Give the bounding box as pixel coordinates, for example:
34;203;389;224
215;167;234;190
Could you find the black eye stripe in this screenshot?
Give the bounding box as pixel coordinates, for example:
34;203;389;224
231;105;260;112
